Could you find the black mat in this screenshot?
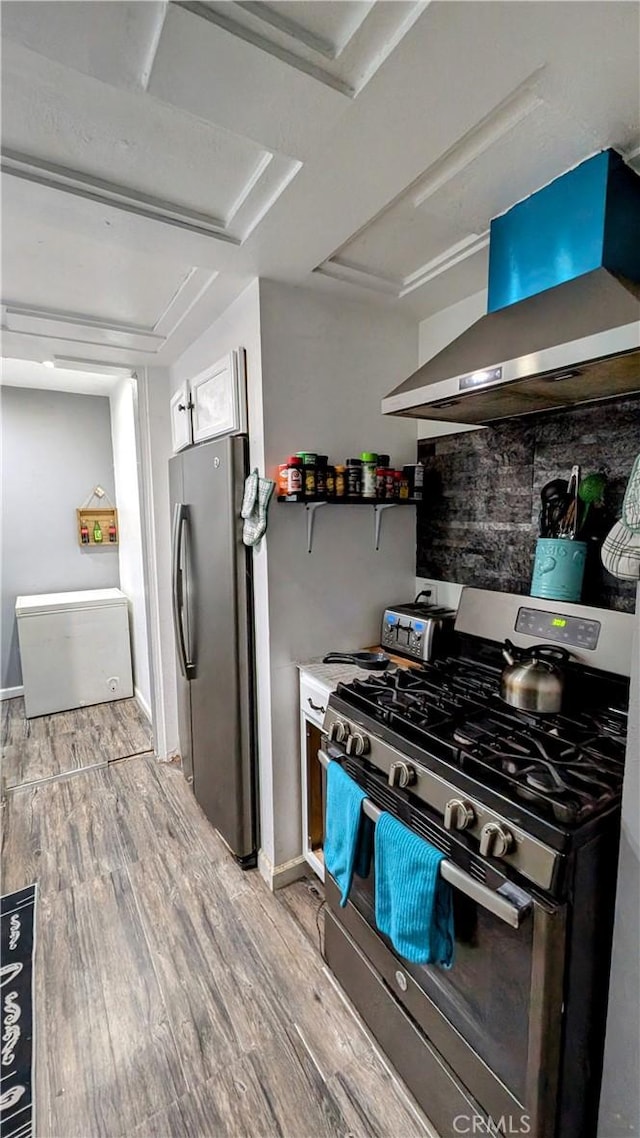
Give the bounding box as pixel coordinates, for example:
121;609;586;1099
1;886;36;1138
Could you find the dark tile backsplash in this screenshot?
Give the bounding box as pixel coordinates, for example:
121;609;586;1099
416;395;640;612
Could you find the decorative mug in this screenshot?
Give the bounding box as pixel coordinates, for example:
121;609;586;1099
530;538;587;603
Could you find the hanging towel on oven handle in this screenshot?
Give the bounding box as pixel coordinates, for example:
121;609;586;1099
374;811;455;968
324;761;373;906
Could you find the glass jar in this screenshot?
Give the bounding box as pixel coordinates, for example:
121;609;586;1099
297;452;317;499
334;465;346;499
316;455;328;499
325;465;336;499
346;459;362;499
286;456;303;499
360;452;378;500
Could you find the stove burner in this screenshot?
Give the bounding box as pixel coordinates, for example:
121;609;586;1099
335;656;628;829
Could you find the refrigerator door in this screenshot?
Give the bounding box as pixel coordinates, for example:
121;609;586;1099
169;454;194;787
181;435;256;862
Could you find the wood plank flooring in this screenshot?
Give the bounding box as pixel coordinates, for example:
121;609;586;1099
1;696;153;789
1;755;438;1138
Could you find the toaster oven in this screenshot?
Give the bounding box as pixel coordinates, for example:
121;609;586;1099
380;602;455;662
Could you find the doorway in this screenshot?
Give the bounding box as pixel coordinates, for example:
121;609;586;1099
0;360;155;792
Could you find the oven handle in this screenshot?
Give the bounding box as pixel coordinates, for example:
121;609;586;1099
318;749;532;930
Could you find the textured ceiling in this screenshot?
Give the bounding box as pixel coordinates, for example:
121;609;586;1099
1;0;638;368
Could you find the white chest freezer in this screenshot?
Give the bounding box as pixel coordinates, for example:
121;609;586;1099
16;588;133;718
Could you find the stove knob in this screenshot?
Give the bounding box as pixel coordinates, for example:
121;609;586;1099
388;761;416;789
443;799;476;832
328;719;350;743
479;822;514;859
345;731;370;757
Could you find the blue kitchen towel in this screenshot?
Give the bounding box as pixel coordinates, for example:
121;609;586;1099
375;812;455;967
324;762;372;906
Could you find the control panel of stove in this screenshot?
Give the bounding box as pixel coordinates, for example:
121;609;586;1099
515;605;600;649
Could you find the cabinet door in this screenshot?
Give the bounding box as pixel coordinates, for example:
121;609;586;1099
191;350;246;443
170;383;192;452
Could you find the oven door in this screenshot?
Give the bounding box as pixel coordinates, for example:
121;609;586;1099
324;755;567;1138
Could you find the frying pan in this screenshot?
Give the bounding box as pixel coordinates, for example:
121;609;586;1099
322;651;391;670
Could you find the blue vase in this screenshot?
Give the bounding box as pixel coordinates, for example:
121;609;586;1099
531;538;587;603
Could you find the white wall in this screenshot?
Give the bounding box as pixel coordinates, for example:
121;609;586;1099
258;280;419;870
417;288;487;440
0;385;119;694
137;365;178;760
110;378;151;718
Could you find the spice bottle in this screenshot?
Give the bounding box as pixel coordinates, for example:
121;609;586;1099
316;456;328;499
297;452;317;499
286;456;303;499
334;464;346;499
278;463;289;496
397;470;410;500
325;465;336;499
346;458;362;499
384;469;395;499
360;452;378;500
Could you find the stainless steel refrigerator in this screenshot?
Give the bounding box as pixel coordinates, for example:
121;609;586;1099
169;435;257;865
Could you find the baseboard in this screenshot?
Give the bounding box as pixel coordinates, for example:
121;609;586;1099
134;687;153;723
1;686;24;701
258;850;307;892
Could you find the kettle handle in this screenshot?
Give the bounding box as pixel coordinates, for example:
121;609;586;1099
502;638;517;666
528;644;572;663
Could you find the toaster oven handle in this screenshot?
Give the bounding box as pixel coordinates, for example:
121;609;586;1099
317;749;532;929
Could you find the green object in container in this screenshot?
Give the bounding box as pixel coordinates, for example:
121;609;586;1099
93;519;103;543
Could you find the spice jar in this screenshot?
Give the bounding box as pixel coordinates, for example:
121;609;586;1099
334;464;346;499
346;458;362;499
278;463;289;496
316;455;328;499
397;470;410;500
297;452;317;499
325;465;336;499
285;456;303;499
384;469;395;499
360;452;378;500
403;463;425;501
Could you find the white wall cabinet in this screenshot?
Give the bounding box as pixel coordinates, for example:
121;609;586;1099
170;383;192;453
191;350;246;443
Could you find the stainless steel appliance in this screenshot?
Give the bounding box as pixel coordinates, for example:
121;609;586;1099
169;435;257;865
320;587;633;1138
382;150;640;424
381;601;455;662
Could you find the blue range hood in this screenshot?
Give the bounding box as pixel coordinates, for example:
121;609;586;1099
383;150;640;424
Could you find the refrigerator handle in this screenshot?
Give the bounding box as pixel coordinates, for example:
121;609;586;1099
171;503;196;680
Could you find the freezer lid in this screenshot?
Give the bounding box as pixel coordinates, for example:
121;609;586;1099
15;588;129;616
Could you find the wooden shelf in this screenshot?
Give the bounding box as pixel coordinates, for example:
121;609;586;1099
77;507;118;546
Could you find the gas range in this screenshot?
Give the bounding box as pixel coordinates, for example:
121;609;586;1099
322;589;632;894
320;588;635;1138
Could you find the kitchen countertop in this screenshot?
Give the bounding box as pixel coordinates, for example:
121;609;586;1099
297;647;416;695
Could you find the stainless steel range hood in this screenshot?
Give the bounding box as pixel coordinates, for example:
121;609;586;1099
383;151;640;424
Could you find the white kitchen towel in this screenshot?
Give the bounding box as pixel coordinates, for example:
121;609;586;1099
601;519;640;581
242;470;275;548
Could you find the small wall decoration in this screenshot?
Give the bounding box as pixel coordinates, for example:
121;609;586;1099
77;486;118;546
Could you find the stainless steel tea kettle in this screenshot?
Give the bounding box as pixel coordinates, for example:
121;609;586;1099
500;639;570;714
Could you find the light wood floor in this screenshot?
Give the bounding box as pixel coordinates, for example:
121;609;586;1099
1;696;153;790
1;755;437;1138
